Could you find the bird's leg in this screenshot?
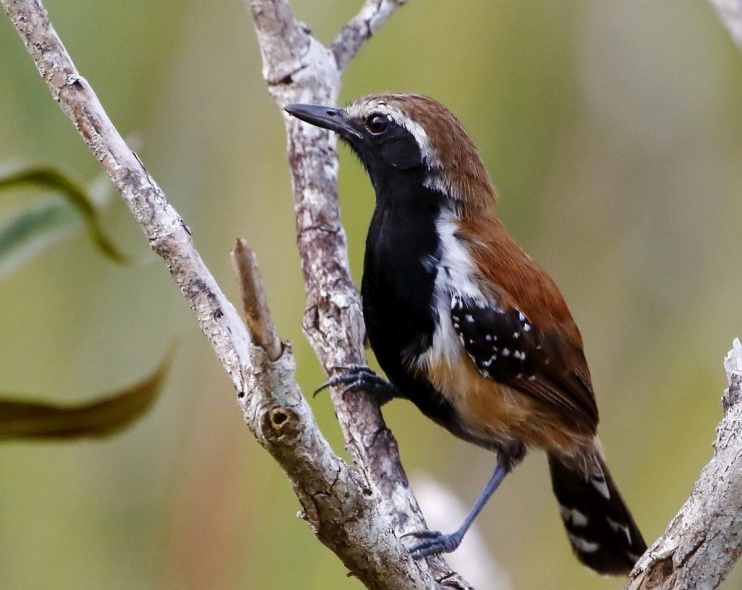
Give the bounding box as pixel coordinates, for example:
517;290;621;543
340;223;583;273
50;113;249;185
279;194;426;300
406;459;511;557
314;365;400;405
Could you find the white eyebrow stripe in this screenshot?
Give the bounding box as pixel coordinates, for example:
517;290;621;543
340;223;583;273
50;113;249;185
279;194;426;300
345;99;440;169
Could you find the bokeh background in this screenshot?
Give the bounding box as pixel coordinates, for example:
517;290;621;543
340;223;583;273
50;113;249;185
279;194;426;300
1;1;741;588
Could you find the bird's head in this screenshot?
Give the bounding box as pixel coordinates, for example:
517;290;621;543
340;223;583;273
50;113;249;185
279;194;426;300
285;94;496;216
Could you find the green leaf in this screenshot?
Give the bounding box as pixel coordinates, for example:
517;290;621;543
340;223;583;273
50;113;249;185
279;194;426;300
0;165;128;275
0;353;171;441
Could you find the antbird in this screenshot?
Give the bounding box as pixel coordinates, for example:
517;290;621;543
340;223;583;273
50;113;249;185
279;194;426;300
286;94;647;575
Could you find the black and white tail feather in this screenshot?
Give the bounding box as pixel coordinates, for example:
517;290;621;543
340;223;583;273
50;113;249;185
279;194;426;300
548;452;646;575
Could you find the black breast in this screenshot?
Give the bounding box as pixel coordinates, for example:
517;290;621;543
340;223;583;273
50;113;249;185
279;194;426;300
362;197;439;365
360;186;469;435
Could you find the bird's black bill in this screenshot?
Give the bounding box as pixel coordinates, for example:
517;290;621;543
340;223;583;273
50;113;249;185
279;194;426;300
284;103;362;140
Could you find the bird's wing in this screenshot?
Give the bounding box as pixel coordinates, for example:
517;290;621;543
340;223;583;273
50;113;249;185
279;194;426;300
450;291;599;431
448;213;600;433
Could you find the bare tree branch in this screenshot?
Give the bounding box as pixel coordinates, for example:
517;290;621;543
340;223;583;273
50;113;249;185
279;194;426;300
708;0;742;49
626;339;742;590
331;0;409;70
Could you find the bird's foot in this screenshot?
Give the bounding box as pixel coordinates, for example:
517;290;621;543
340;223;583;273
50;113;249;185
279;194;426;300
403;529;464;558
313;365;398;405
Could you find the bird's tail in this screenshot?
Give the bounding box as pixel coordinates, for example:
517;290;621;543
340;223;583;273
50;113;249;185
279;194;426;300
547;450;647;575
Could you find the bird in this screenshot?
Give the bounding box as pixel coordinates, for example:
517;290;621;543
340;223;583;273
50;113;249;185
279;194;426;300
285;93;647;575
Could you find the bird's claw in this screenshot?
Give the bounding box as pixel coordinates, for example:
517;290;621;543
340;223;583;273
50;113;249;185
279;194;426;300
313;365;398;404
313;365;376;396
403;529;463;558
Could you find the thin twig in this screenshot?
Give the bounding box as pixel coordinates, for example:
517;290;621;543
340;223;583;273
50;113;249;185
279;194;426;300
231;239;281;361
331;0;409;70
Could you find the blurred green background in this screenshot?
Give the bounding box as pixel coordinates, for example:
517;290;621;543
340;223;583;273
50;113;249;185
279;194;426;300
1;1;741;588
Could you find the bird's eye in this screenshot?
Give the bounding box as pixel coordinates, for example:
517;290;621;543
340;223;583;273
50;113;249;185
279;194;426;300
365;113;390;135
